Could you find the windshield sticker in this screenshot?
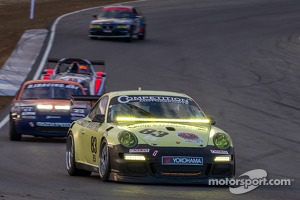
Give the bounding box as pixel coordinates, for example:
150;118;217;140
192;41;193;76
177;132;204;144
26;83;79;89
117;95;189;104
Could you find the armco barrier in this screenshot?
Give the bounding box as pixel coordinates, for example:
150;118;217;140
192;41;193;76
0;29;48;96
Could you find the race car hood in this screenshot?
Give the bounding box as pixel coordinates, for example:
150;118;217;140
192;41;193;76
13;99;89;109
14;99;69;106
123;123;211;147
92;18;131;24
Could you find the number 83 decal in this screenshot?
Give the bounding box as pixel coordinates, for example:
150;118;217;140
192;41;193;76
139;129;169;137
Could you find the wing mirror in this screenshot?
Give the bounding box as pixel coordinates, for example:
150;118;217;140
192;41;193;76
92;114;105;123
207;116;216;125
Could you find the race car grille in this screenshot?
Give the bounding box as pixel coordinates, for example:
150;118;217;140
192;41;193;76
150;164;209;177
160;171;202;176
126;163;147;174
35;127;69;133
103;25;114;30
211;164;233;176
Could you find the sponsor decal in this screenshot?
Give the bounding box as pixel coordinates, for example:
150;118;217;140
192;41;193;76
177;132;204;144
46;116;61;119
36;122;70;127
72;109;85;114
210;150;229;154
29;122;34;127
152;150;158;156
117;95;189;104
21;112;36;115
129;149;150;153
162;156;203;165
71;113;85;117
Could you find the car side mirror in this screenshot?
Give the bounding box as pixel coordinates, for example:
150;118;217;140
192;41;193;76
92;114;105;123
92;14;97;19
207;116;216;125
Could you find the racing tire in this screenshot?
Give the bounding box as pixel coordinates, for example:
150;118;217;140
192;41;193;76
98;139;110;181
138;25;146;40
9;119;21;141
66;133;92;176
126;27;133;42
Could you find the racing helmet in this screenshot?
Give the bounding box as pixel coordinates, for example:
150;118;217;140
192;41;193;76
78;65;88;74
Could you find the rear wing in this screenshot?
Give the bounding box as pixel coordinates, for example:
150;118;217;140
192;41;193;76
47;58;105;65
47;57;105;72
70;95;101;107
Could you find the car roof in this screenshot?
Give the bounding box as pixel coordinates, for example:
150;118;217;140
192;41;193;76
106;89;192;98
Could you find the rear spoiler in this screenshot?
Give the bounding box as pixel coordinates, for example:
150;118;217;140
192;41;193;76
70;95;101;106
48;58;105;66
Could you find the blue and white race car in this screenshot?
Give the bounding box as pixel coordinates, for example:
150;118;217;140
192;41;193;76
89;5;146;42
9;79;90;141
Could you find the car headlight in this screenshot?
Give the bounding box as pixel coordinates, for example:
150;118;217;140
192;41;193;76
37;104;53;110
116;24;130;29
118;131;137;148
90;24;101;29
54;105;70;110
213;132;231;149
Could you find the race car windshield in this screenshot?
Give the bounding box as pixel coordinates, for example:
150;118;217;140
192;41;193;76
98;10;132;19
20;83;84;100
56;63;91;74
107;95;206;122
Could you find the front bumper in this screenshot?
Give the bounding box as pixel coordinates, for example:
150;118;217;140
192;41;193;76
107;145;235;184
13;117;73;137
89;28;131;38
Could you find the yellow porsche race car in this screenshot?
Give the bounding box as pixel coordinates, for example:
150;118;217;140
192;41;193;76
66;89;235;184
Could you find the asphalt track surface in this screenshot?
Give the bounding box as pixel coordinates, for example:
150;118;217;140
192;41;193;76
0;0;299;199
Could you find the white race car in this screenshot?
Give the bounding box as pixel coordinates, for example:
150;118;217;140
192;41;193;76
41;58;107;96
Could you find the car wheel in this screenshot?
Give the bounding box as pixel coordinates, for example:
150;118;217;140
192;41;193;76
126;27;133;42
66;133;91;176
9;119;21;141
98;139;110;181
138;25;146;40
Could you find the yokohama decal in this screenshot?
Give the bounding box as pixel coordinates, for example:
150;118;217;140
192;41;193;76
162;156;203;165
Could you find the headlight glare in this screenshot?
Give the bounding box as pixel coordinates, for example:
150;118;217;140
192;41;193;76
90;24;101;28
118;131;137;148
116;24;129;29
213;133;231;149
